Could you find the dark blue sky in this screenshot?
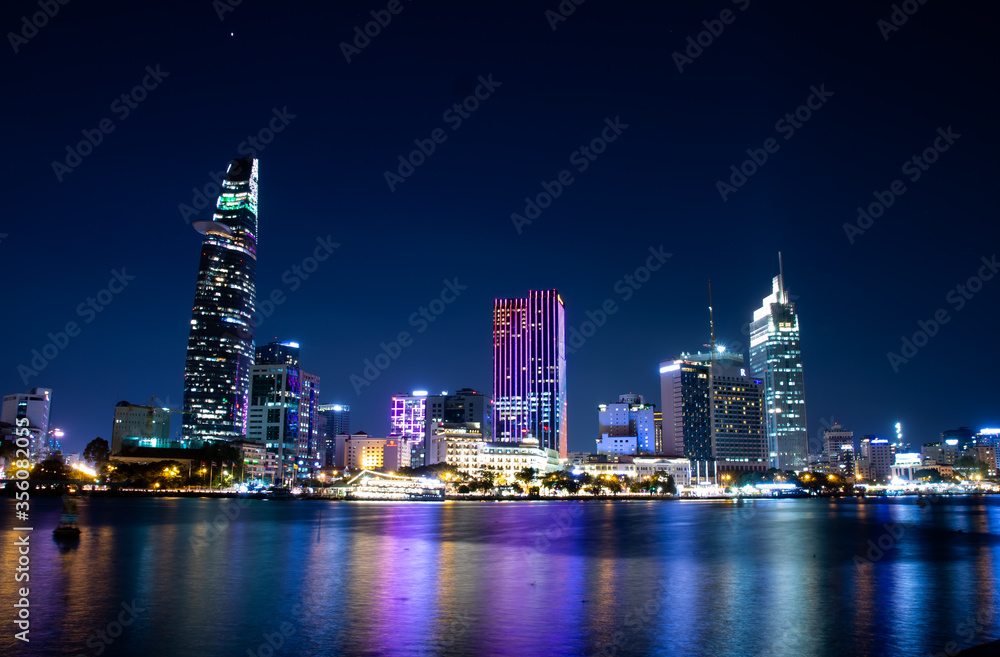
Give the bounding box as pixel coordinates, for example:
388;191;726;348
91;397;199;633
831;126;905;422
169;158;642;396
3;0;997;454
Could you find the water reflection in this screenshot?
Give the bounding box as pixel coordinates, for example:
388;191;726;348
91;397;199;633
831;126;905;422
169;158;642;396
1;496;999;656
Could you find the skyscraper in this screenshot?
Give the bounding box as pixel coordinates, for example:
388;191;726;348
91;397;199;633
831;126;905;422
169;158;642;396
318;404;349;466
659;351;767;478
823;424;854;473
245;340;321;481
247;341;300;484
493;290;567;458
749;254;808;470
425;388;489;438
182;158;258;442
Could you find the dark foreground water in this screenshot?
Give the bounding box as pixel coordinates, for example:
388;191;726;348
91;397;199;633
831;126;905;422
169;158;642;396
1;496;999;657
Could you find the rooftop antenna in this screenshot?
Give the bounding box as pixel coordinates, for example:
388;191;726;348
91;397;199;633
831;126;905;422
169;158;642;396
778;251;786;303
704;279;717;364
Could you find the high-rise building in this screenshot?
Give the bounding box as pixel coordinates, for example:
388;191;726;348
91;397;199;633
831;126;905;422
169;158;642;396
653;411;663;453
422;388;489;465
111;401;172;455
749;255;808;470
390;391;428;440
318;403;350;466
860;437;892;482
823;424;854;472
319;404;350;436
182;158;259;442
941;427;976;451
708;360;767;467
974;429;999;475
659;351;767;479
247;340;304;484
596;393;656;455
493;289;567;458
425;389;489;437
921;442;960;466
1;388;52;461
298;372;321;469
388;391;428;467
660;358;711;459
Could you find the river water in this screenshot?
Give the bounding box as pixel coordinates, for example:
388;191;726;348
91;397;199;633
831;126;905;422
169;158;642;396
1;495;998;656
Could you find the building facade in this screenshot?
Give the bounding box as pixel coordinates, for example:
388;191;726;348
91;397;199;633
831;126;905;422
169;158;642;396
111;400;173;455
823;424;854;470
493;290;567;458
298;372;321;465
659;352;767;476
1;388;52;461
317;403;350;466
247;341;302;484
860;437;892;482
597;393;656;455
182;158;259;442
343;433;389;470
749;258;808;470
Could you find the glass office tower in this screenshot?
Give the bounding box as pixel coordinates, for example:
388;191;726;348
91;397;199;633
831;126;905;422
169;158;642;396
182;158;258;441
492;289;567;458
749;255;808;470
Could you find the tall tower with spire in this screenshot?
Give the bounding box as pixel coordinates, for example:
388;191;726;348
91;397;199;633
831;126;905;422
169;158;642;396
749;252;808;470
182;158;258;442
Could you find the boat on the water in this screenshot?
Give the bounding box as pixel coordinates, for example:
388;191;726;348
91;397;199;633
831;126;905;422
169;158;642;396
53;498;81;538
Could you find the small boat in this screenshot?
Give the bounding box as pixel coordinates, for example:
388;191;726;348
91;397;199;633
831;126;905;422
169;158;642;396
53;499;81;538
266;487;292;499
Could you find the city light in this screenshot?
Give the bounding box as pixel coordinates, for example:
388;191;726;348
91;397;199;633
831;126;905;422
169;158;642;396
73;462;97;477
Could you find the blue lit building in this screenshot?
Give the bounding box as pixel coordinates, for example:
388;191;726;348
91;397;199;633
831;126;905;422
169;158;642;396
247;340;319;483
182;158;258;442
749;255;809;471
596;393;656;455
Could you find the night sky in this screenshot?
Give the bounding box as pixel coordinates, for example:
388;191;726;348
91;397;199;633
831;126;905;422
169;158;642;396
3;0;997;454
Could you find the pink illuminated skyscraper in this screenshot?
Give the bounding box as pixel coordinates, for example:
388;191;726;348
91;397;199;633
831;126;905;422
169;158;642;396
492;290;567;459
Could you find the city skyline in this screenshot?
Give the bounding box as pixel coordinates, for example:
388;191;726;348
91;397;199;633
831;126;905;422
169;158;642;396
9;255;998;456
3;2;996;457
